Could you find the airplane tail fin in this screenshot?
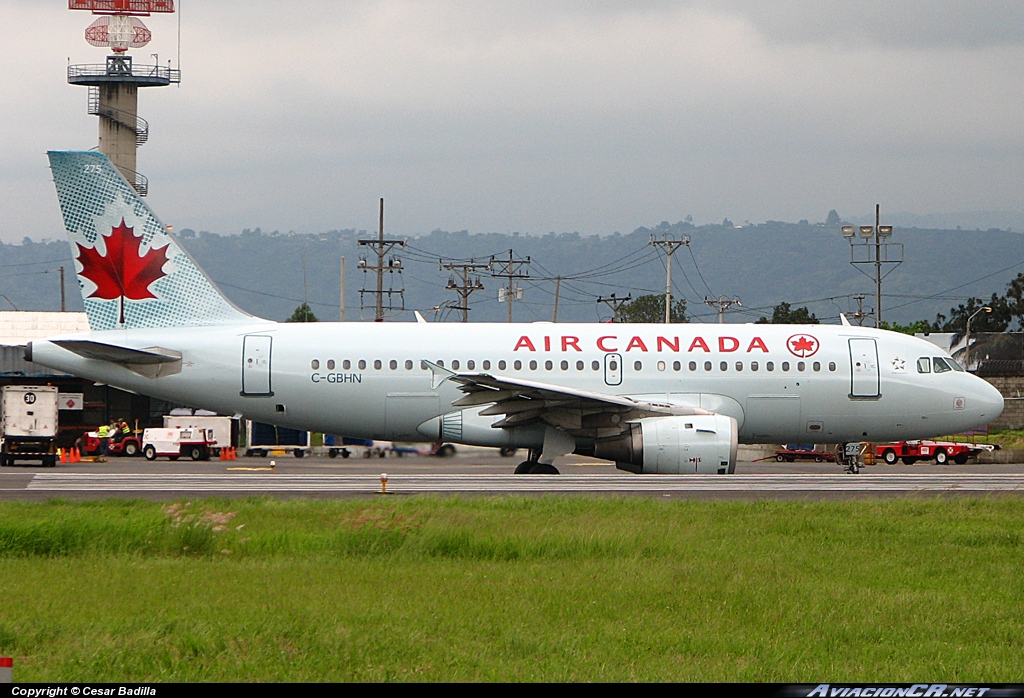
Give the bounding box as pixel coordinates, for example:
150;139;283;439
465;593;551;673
48;150;256;331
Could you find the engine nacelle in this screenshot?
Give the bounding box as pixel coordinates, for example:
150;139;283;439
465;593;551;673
593;414;738;474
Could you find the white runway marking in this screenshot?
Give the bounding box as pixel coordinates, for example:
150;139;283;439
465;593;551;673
21;473;1024;493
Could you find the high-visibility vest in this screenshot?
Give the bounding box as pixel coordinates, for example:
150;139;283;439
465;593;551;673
98;426;109;438
121;424;130;434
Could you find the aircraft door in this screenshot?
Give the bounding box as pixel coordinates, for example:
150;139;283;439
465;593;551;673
604;353;622;386
849;338;880;398
241;335;273;396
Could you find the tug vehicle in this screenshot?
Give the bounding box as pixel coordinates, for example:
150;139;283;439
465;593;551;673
875;440;998;465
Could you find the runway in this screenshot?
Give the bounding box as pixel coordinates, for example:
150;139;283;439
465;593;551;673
10;472;1024;496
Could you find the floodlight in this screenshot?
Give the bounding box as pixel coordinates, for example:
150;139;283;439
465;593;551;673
859;226;874;238
842;226;856;238
878;225;893;237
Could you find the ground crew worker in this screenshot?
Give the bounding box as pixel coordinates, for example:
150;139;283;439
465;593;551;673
97;423;110;455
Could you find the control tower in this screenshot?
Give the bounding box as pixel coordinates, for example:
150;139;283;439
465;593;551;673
66;1;180;196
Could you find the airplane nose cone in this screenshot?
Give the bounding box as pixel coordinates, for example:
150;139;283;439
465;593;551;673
975;378;1004;421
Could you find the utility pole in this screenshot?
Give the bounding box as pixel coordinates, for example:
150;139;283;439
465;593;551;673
490;250;530;323
850;293;871;326
59;266;66;312
704;295;741;323
597;293;632;322
339;256;346;321
649;234;690;323
552;276;561;323
440;258;489;322
358;198;406;321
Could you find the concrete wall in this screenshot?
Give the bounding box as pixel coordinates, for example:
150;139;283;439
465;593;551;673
983;376;1024;430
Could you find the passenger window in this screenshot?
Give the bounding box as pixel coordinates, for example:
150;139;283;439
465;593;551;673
561;360;569;370
720;361;727;371
813;362;820;372
483;360;491;370
658;361;666;371
529;360;538;370
782;362;790;371
374;360;382;370
933;357;952;373
499;360;507;370
311;359;319;370
689;361;697;371
451;360;460;370
358;359;367;370
704;361;712;371
390;360;398;370
436;360;444;368
327;360;335;370
829;362;836;372
576;360;584;370
797;361;805;371
751;361;759;371
514;360;522;370
592;361;600;371
634;361;643;371
343;360;351;370
735;361;743;371
467;360;475;370
545;360;553;370
609;360;618;371
673;361;681;371
405;360;413;370
767;361;774;372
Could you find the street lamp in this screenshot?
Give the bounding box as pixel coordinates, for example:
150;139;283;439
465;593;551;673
840;205;903;328
965;306;992;371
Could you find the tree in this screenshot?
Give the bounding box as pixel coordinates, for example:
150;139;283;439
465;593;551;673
755;302;819;324
618;294;687;323
880;319;933;335
286;302;318;323
932;294;1010;339
826;210;841;226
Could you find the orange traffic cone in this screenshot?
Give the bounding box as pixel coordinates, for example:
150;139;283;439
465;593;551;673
72;447;80;463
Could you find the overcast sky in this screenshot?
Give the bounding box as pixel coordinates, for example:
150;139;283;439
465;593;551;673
2;1;1022;243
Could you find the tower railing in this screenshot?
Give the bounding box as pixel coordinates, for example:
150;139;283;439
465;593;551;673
68;63;181;83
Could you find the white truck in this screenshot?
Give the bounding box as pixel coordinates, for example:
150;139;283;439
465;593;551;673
1;386;59;467
142;427;217;461
163;414;232;456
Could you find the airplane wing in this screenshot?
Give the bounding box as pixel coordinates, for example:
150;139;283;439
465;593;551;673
449;373;710;437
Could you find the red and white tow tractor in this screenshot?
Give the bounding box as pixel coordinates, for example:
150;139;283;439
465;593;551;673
874;440;999;466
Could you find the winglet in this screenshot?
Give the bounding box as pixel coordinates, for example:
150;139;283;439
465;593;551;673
414;311;428;324
421;359;456;389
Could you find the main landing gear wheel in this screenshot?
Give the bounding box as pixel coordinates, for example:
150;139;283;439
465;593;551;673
514;461;535;474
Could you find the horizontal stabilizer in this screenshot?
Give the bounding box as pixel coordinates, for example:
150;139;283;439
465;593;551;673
51;340;182;378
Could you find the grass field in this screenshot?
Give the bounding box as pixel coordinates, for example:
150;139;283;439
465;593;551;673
0;496;1022;682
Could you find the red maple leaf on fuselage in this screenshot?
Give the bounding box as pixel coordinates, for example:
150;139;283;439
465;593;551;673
77;218;169;324
790;336;816;354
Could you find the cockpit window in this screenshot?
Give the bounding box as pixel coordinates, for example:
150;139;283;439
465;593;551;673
932;357;952;373
917;357;931;373
948;358;965;372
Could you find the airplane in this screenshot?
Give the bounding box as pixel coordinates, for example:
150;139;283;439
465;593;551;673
27;150;1004;474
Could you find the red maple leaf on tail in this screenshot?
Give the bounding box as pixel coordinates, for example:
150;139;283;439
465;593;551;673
76;218;169;324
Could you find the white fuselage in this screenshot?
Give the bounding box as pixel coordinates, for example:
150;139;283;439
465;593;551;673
30;321;1004;449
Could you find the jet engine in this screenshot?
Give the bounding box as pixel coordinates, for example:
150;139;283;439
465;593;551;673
593;414;738;474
